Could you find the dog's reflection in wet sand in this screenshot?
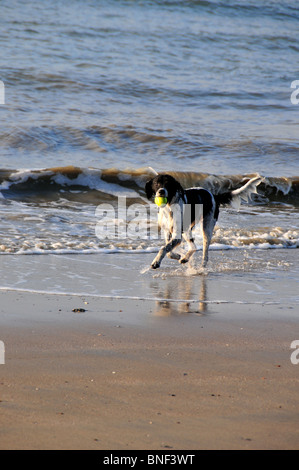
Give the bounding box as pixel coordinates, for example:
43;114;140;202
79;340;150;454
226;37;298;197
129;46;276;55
151;275;208;317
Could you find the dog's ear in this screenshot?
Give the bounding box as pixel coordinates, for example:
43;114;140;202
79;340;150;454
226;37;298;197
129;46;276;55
174;179;184;196
166;176;184;201
145;179;154;200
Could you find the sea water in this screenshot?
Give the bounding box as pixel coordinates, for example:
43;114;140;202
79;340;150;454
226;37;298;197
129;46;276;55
0;0;298;311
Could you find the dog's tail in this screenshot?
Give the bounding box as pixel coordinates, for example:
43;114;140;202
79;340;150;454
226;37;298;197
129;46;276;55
214;175;263;210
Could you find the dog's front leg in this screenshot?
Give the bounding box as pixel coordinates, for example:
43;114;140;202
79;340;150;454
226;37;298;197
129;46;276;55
151;238;181;269
152;203;182;269
164;230;181;260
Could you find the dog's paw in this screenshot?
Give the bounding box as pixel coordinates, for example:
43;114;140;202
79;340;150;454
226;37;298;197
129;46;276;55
151;262;160;269
179;257;189;264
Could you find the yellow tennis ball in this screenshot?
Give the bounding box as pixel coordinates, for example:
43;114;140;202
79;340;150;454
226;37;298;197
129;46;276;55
154;196;168;207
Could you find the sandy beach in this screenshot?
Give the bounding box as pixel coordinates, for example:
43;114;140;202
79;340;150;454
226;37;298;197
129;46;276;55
0;249;298;450
1;0;299;454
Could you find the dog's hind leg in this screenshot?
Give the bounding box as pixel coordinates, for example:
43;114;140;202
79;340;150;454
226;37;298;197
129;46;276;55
179;231;196;264
201;216;216;267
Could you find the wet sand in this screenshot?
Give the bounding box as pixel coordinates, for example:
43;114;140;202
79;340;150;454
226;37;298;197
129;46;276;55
0;250;299;449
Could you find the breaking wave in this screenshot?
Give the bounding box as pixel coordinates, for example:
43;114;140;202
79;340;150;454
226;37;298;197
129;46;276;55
1;165;298;206
0;166;298;255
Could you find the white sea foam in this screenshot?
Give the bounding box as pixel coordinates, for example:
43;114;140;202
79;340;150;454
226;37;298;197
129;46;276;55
0;240;297;256
53;169;140;198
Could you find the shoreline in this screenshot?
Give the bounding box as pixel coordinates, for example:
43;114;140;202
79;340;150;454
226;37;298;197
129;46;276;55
0;250;299;449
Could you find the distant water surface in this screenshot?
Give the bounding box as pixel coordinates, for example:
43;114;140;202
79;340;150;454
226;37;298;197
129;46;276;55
0;0;298;173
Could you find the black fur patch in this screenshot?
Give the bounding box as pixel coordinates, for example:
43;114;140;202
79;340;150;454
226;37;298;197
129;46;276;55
184;188;215;225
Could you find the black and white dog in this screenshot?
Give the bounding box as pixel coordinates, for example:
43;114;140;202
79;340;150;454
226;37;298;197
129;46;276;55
145;174;262;269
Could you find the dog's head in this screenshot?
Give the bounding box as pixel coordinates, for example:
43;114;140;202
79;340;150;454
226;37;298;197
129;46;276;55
145;174;184;205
